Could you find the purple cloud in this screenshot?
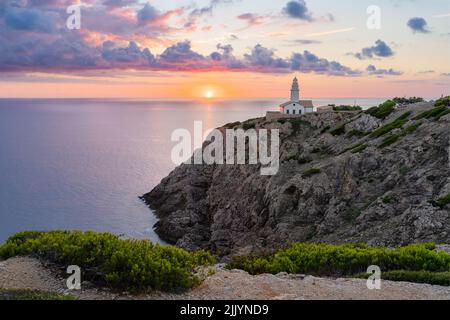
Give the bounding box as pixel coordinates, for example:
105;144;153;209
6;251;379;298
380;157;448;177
354;40;394;60
407;17;430;33
366;65;403;76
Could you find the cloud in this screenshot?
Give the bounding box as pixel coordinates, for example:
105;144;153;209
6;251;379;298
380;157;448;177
407;17;430;33
293;39;322;45
102;41;155;66
290;51;361;76
366;65;403;76
353;40;394;59
441;73;450;77
283;0;313;21
237;13;265;28
0;1;360;77
189;0;234;17
3;5;56;33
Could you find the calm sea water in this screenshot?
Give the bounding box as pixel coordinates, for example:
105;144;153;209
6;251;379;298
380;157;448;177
0;98;384;243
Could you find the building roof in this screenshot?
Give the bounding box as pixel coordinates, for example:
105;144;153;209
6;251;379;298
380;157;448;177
279;100;314;108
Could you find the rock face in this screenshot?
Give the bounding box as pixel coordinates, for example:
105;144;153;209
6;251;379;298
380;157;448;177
143;102;450;258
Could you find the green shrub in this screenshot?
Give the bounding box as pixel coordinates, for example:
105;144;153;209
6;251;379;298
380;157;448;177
302;168;321;178
347;129;367;138
228;243;450;281
392;97;424;105
0;289;77;300
366;100;396;119
351;143;368;153
369;112;411;138
333;105;362;111
434;96;450;107
378;134;400;148
413;106;450;120
330;124;346;136
0;231;215;292
402;123;421;135
382;196;394;204
430;194;450;209
289;118;312;133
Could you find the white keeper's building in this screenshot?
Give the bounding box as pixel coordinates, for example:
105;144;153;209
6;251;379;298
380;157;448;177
279;77;314;115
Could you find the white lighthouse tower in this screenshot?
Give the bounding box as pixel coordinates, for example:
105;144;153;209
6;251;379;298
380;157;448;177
290;77;300;101
279;77;314;115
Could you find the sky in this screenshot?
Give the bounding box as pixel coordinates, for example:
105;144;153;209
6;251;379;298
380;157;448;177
0;0;449;99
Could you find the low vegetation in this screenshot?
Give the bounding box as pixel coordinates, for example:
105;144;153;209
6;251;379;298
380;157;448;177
0;289;76;300
392;97;424;105
369;112;411;138
347;129;367;138
0;231;215;292
227;243;450;286
429;194;450;209
413;105;450;121
351;143;368;153
378;134;400;148
330;123;346;136
365;100;396;119
434;96;450;107
332;105;362;111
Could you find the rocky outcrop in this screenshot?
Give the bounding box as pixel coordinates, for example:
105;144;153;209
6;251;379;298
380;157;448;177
143;102;450;258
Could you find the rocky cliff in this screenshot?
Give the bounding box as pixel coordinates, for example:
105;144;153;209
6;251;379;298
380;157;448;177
143;102;450;258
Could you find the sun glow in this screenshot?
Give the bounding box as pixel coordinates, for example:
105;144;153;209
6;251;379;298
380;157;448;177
204;90;214;99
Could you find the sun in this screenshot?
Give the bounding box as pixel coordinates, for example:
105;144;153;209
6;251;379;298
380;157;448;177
204;90;214;99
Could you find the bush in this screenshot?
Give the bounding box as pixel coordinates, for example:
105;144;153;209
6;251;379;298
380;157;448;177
369;112;411;138
289;118;312;133
351;143;368;153
330;124;346;136
333;105;362;111
347;129;367;138
227;243;450;281
430;194;450;209
302;168;321;178
392;97;424;105
0;231;215;292
366;100;396;119
434;96;450;107
378;134;400;148
413;106;450;121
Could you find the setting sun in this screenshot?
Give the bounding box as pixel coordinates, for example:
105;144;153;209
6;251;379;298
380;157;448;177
204;90;214;99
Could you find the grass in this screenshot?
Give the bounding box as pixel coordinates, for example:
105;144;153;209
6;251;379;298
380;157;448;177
0;289;77;300
302;168;321;178
0;231;215;293
289;118;312;134
227;243;450;286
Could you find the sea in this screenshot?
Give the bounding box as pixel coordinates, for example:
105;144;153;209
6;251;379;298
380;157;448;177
0;98;385;243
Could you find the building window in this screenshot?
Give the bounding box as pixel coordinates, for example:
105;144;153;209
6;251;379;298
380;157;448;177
293;110;296;114
286;110;289;114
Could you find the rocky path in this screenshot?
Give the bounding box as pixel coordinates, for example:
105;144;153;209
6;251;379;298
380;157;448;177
1;256;450;300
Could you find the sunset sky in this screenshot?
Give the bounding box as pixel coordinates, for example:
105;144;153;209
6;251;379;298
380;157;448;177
0;0;449;99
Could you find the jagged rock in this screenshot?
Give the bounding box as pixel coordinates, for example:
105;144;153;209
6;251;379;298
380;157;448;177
142;102;450;257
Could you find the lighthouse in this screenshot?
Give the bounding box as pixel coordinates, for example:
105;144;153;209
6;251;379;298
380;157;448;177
290;77;300;101
279;77;314;115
